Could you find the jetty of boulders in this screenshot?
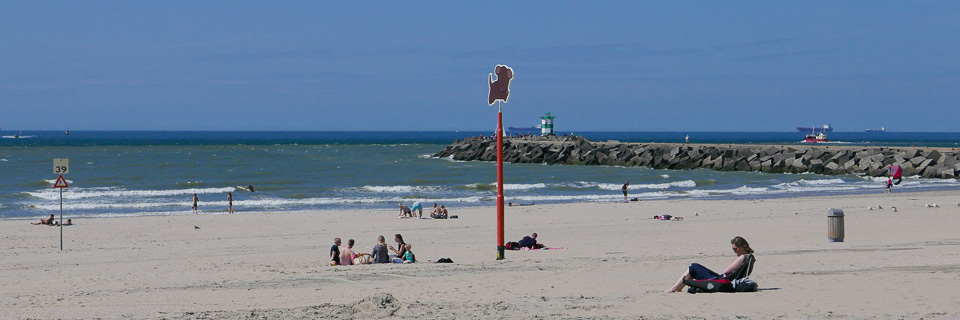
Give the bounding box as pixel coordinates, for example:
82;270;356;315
434;135;960;178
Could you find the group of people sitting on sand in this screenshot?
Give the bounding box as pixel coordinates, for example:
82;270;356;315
31;214;73;226
329;233;416;266
398;202;449;219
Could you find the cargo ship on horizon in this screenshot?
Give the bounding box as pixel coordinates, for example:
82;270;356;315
797;124;833;132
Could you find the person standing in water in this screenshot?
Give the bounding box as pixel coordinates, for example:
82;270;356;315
192;193;199;214
227;192;234;213
621;181;630;201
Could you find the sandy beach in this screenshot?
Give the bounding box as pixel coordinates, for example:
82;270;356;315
3;190;960;319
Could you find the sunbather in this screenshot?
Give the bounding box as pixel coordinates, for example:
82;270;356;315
32;214;55;225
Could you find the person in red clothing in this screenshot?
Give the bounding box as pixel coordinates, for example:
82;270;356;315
887;165;903;185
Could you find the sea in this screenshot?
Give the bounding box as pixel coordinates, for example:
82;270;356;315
3;130;960;220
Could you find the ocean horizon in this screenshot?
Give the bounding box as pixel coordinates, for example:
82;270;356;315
3;130;960;220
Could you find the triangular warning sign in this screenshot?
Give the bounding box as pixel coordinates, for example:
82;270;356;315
53;175;69;188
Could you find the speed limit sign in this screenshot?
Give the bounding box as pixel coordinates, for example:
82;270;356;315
54;158;69;174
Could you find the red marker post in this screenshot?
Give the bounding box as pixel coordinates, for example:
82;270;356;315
488;65;514;260
53;159;70;250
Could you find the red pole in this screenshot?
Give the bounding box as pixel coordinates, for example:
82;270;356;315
496;106;505;260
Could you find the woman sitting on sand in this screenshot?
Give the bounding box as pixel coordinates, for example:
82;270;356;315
389;234;408;263
371;235;390;264
666;236;755;293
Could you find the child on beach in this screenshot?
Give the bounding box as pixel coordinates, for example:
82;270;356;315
885;178;893;193
402;244;416;263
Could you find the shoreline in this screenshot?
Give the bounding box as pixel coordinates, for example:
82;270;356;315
6;185;960;221
4;189;960;318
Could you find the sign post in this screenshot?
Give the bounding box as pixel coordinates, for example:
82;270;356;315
488;65;514;260
53;159;69;250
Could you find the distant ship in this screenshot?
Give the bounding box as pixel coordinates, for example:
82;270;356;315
865;127;886;132
507;126;541;134
797;124;833;132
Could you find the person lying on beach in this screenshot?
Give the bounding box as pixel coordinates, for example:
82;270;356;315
507;202;535;206
398;203;413;218
653;215;683;221
54;219;74;226
389;234;408;263
339;239;355;266
32;214;56;225
517;233;544;249
371;235;390;264
666;236;756;293
402;244;416;263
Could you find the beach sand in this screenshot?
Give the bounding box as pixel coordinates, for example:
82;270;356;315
3;190;960;319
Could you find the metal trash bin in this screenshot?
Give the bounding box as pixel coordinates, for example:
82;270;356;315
827;208;844;242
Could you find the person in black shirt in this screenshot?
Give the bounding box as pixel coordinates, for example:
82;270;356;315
518;233;539;249
330;238;341;266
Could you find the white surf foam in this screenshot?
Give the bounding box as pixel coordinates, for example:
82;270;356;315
26;187;236;200
360;185;444;193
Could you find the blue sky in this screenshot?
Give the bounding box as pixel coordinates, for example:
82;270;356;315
2;2;959;132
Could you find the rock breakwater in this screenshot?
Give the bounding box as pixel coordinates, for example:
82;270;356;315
434;136;960;178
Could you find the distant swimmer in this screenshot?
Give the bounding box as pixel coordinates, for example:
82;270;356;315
246;185;255;192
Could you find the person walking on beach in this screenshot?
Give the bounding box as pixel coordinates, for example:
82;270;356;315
621;181;630;201
227;192;234;213
192;193;199;214
885;178;893;193
330;238;342;266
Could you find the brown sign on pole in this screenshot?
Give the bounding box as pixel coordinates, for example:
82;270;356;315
488;65;514;105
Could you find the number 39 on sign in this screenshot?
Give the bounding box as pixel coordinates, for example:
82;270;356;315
54;158;69;174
